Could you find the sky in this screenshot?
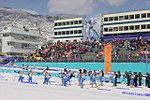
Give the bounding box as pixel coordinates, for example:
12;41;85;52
0;0;150;16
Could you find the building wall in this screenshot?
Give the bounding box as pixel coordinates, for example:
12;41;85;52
2;37;12;53
0;27;41;55
102;10;150;35
53;17;83;43
2;37;36;54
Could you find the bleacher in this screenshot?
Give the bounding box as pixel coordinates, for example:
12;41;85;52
16;35;150;62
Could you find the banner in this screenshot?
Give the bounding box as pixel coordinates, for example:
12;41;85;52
105;44;111;73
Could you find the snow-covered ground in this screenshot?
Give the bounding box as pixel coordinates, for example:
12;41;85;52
0;73;150;100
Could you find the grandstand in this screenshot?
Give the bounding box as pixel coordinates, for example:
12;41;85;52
17;10;150;62
17;38;150;62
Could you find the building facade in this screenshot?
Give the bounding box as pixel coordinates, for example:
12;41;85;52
53;17;84;43
102;10;150;37
0;27;42;55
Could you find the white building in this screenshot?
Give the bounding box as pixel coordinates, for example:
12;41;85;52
102;10;150;37
0;27;42;55
53;17;84;43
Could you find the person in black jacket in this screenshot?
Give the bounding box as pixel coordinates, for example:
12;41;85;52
115;72;118;86
145;73;149;87
148;74;150;88
113;72;118;86
117;70;121;79
101;69;104;77
126;71;132;86
133;72;138;87
138;72;143;86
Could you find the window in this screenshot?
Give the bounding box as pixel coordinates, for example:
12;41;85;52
74;30;78;34
147;13;150;17
30;36;36;40
135;25;140;30
3;27;7;30
104;28;108;32
125;15;128;20
58;32;61;35
130;26;134;30
66;31;69;35
74;21;78;24
62;31;65;35
147;24;150;29
78;30;82;34
70;21;74;25
104;18;108;22
109;17;113;21
24;35;29;39
3;33;10;37
109;28;113;32
54;23;58;26
7;42;12;46
66;22;69;25
130;15;134;19
135;14;140;19
119;16;124;20
70;31;74;34
141;25;146;29
114;27;118;31
114;16;118;21
141;13;146;18
63;22;66;25
79;20;82;24
124;26;128;31
22;43;29;47
54;32;57;35
119;26;123;31
58;23;61;26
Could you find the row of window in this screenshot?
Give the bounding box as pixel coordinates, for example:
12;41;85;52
104;13;150;22
3;33;36;39
54;30;82;36
54;20;83;26
2;33;39;42
7;52;24;56
7;42;35;49
104;24;150;32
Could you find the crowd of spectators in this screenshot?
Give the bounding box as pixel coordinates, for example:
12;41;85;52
17;36;150;62
110;36;150;60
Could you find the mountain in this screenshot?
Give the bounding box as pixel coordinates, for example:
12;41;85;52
0;7;57;44
0;7;53;33
0;7;82;41
0;7;101;42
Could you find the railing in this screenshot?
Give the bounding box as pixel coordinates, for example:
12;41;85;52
17;56;145;62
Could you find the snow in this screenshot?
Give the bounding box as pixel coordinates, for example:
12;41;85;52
0;73;150;100
0;7;53;42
